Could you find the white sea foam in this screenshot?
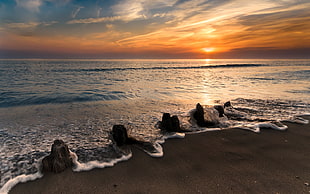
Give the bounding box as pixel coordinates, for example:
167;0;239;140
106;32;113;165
0;172;43;194
259;122;288;131
235;122;288;133
143;142;164;157
186;127;222;134
284;116;309;124
71;151;132;172
140;133;185;158
163;132;186;140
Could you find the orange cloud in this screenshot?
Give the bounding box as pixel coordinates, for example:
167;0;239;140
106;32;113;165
1;0;310;58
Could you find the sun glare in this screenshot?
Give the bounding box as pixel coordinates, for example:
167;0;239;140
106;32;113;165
202;47;215;52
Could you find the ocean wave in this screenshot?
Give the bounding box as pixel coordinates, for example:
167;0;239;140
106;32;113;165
0;92;131;108
51;63;266;73
287;89;310;94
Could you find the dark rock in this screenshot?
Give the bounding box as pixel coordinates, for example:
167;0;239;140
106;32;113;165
111;125;129;146
41;140;73;173
111;125;140;146
193;103;207;127
110;125;159;155
214;105;225;117
224;101;232;108
171;115;181;131
161;113;172;131
193;103;215;127
159;113;182;132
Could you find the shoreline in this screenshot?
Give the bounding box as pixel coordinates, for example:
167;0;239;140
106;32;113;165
8;116;310;194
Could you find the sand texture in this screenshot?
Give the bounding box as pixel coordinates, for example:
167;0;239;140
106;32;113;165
10;117;310;194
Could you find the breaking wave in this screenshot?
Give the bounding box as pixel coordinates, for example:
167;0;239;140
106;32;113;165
51;64;266;73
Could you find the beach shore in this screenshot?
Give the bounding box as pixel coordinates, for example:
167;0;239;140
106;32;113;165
10;116;310;194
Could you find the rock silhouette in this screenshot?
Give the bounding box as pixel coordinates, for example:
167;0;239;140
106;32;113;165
111;125;140;146
111;125;159;155
41;140;73;173
193;103;215;127
214;105;225;117
160;113;181;132
158;113;185;132
224;101;232;108
111;125;130;146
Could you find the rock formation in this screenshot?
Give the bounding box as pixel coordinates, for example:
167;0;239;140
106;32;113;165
193;103;215;127
224;101;232;108
41;140;73;173
111;125;159;155
111;125;130;146
161;113;180;132
159;113;183;132
214;105;225;117
111;125;140;146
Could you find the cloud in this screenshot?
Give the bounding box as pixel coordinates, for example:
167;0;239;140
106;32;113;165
115;0;310;53
6;21;58;29
46;0;71;6
67;0;179;24
4;0;310;58
15;0;42;12
112;0;178;21
7;22;41;29
97;7;102;18
71;6;84;18
67;16;122;24
112;0;145;21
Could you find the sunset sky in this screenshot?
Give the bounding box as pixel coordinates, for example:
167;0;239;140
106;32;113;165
0;0;310;58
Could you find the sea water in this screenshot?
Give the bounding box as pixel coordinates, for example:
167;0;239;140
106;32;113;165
0;59;310;193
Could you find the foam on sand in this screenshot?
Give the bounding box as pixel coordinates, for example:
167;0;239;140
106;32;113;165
134;133;185;158
71;151;132;172
0;172;43;194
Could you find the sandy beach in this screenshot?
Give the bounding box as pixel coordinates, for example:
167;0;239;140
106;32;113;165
10;116;310;194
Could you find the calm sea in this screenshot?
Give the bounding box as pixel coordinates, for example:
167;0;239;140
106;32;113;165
1;59;310;192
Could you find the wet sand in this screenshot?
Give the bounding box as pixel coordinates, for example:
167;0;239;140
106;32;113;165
10;117;310;194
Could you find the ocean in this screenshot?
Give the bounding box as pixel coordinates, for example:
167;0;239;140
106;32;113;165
0;59;310;193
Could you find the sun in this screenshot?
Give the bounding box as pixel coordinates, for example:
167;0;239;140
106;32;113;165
202;47;215;52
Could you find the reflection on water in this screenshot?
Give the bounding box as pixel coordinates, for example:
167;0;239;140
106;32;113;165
0;59;310;189
1;59;310;108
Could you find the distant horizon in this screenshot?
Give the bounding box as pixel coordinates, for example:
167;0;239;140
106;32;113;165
1;57;310;60
1;56;310;60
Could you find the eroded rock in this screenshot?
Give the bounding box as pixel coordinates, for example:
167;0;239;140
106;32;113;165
159;113;183;132
111;125;129;146
193;103;216;127
41;140;73;173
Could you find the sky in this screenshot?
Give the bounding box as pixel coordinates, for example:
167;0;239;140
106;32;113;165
0;0;310;59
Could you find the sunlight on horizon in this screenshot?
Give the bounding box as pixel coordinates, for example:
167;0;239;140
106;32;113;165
0;0;309;58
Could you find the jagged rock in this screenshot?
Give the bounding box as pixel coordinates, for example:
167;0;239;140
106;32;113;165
111;125;129;146
214;105;225;117
193;103;207;127
171;115;181;131
214;101;232;117
224;101;232;108
110;125;158;155
193;103;215;127
41;140;73;173
159;113;182;132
